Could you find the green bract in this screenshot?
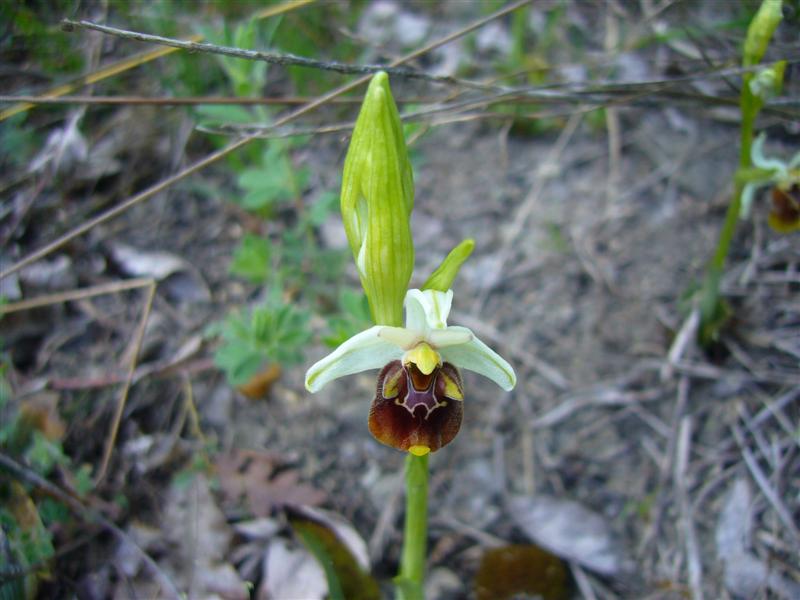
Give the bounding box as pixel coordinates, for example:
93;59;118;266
341;72;414;327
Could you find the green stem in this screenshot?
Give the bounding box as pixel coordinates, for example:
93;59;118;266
396;452;429;600
698;82;756;339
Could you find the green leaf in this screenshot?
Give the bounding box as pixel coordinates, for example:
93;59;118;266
308;191;339;226
213;300;311;387
214;344;264;387
237;169;275;192
341;289;371;321
230;235;271;284
195;104;255;125
37;499;69;527
23;432;67;477
74;464;94;498
291;517;379;600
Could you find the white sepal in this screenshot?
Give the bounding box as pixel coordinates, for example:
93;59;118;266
751;133;786;174
439;326;517;391
305;326;402;392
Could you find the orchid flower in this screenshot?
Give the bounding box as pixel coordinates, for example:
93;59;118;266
740;133;800;232
305;288;516;455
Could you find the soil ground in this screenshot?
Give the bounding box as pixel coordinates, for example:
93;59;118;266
1;2;798;599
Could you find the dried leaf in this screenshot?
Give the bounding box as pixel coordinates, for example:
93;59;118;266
216;450;326;517
248;470;327;516
715;477;751;556
258;538;327;600
236;364;281;399
716;478;800;599
20;392;65;441
474;545;568;600
508;495;632;576
109;244;210;302
28;115;88;175
232;517;281;541
113;474;248;599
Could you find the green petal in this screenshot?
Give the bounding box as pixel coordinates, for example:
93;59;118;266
421;239;475;293
305;326;402;392
438;326;516;391
404;288;452;332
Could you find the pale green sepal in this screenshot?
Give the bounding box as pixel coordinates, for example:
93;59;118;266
421;239;475;293
340;71;414;327
304;326;402;392
740;182;763;220
743;0;783;68
748;61;786;102
439;326;517;391
750;133;786;173
404;289;452;332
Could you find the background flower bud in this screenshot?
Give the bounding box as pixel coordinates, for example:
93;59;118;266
340;72;414;327
743;0;782;68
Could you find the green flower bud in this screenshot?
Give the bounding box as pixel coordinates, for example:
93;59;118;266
341;72;414;327
743;0;782;68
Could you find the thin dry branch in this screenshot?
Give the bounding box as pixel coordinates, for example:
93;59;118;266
0;94;433;106
0;278;154;314
94;279;156;485
1;0;530;282
61;18;474;87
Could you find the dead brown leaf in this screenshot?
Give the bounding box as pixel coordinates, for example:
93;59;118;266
216;449;326;517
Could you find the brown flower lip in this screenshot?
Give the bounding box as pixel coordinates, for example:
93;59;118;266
368;360;463;453
768;184;800;233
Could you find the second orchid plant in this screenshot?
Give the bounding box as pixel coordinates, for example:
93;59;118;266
304;72;516;598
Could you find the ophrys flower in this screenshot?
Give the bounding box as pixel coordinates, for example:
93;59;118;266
305;288;516;454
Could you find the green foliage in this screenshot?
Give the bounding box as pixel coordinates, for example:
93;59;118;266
237;142;309;212
270;3;362;95
0;360;68;599
0;114;40;170
23;431;68;477
0;489;55;598
213;300;311;386
193;10;362;389
230;234;271;284
0;1;85;75
323;289;372;348
228;192;345;296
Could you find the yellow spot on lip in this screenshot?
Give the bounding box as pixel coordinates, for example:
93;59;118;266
403;342;441;375
409;445;430;456
442;372;463;400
